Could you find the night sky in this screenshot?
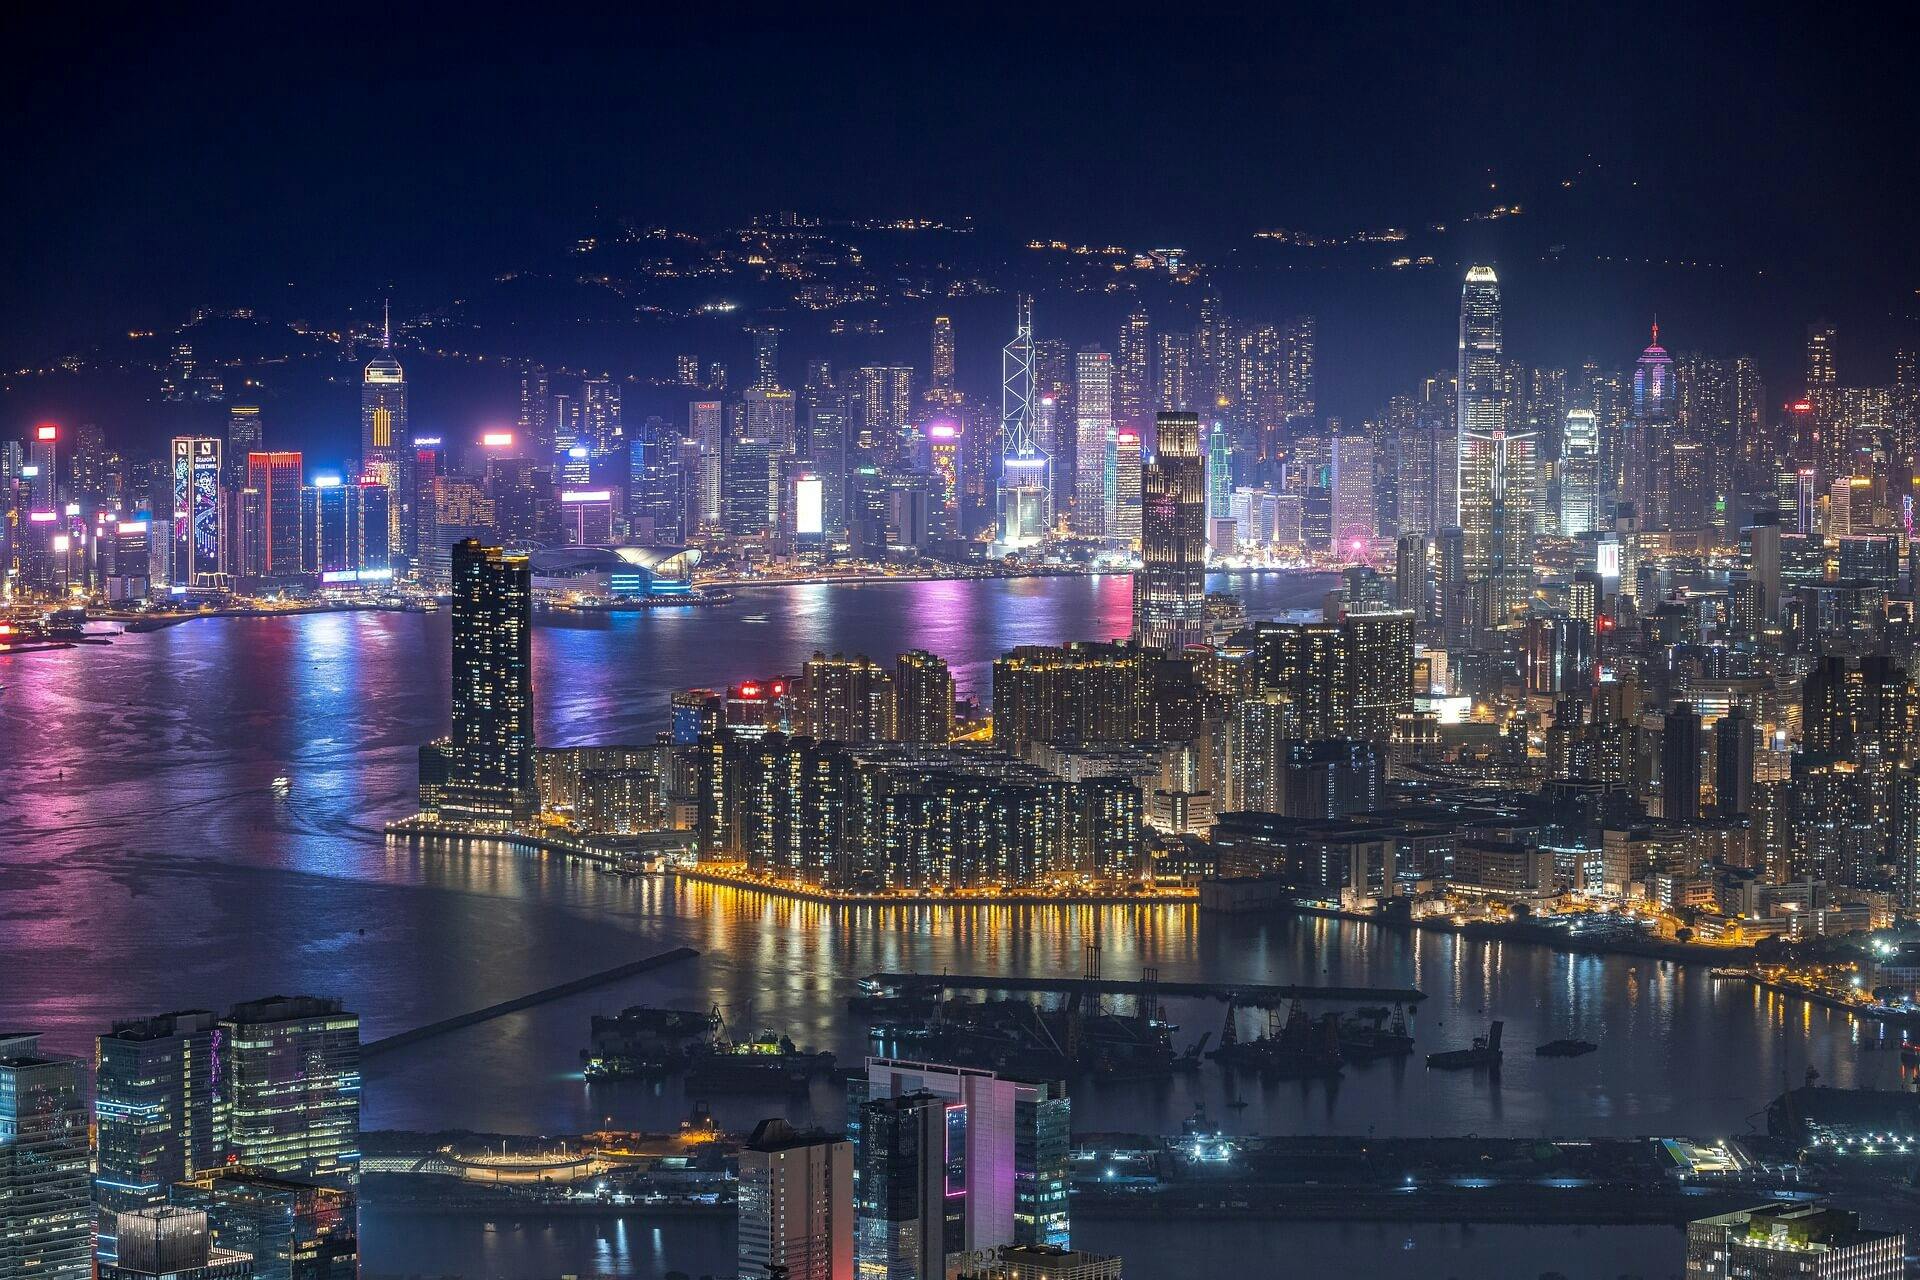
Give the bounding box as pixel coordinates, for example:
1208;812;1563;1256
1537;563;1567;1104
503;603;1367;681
4;4;1916;416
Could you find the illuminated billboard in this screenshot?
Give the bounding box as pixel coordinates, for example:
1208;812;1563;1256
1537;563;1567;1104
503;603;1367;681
171;436;223;585
795;476;823;535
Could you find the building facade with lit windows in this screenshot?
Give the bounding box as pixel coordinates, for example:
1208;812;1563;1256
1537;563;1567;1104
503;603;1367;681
218;997;360;1190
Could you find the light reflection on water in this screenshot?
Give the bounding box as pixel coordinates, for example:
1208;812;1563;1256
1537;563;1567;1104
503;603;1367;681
0;573;1905;1147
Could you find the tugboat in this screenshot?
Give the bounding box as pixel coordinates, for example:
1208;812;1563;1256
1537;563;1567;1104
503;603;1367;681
1534;1038;1598;1058
1427;1020;1503;1070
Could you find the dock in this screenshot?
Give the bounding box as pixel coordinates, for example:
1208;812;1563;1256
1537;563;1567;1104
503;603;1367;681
863;971;1424;1008
364;946;699;1058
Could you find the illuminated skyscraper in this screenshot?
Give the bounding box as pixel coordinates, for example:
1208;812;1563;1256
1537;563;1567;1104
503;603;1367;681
1072;349;1113;536
930;317;956;393
1455;266;1534;614
29;423;58;510
581;378;622;450
1134;412;1208;651
1107;429;1142;545
996;297;1050;549
92;1012;226;1263
225;405;263;487
1206;421;1233;525
359;303;407;556
1625;323;1674;523
219;994;360;1191
749;326;783;391
1117;305;1151;428
737;1120;853;1280
895;650;954;745
444;539;535;825
1330;434;1374;557
1;1033;91;1280
690;400;724;530
1559;409;1599;535
853;366;915;459
245;453;303;579
518;371;552;453
170;436;225;592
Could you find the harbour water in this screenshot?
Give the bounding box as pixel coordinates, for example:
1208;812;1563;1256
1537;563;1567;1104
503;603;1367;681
0;570;1898;1277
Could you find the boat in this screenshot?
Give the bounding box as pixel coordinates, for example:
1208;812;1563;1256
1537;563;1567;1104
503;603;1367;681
1209;999;1343;1079
581;1004;723;1079
1339;1006;1415;1061
271;776;292;796
1709;968;1752;982
1534;1038;1598;1058
1426;1020;1503;1070
683;1031;836;1093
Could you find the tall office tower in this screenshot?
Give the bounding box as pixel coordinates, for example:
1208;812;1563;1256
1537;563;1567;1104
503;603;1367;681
1807;323;1842;480
852;1058;1070;1255
854;1093;950;1280
724;436;779;537
1391;415;1433;537
803;370;851;539
895;650;955;745
743;386;799;455
737;1120;853;1280
797;652;896;744
1661;702;1703;820
1715;708;1755;818
1623;324;1674;524
359;302;406;491
1455;265;1520;607
689;400;725;531
1394;532;1429;619
1686;1204;1903;1279
748;326;783;390
226;406;263;484
93;1012;226;1256
29;422;58;510
580;378;622;451
1559;409;1600;534
70;422;109;501
1117;305;1151;427
1206;422;1233;523
1153;332;1192;415
1456;426;1537;618
627;427;687;543
0;1033;92;1280
1134;412;1208;651
100;1207;254;1280
1667;437;1713;529
997;297;1050;548
245;453;304;579
675;354;700;387
445;540;535;825
1107;429;1143;545
170;1169;357;1280
853;366;916;459
1330;434;1374;556
518;371;553;454
170;436;225;591
1283;315;1317;422
219;997;360;1188
1072;349;1115;535
930;317;957;395
409;439;443;574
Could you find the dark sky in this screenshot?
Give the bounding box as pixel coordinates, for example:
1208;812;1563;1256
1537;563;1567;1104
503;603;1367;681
3;3;1915;373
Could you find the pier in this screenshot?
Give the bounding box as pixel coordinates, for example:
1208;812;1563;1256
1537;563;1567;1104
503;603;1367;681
863;971;1424;1008
364;947;699;1058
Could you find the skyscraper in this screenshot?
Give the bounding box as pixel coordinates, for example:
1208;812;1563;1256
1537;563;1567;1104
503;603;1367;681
895;650;955;745
170;436;225;592
1117;305;1151;428
0;1032;92;1280
1559;409;1600;535
100;1207;254;1280
749;326;783;391
1107;429;1142;545
1454;266;1534;616
1134;412;1208;652
245;453;304;580
930;317;956;394
1330;434;1374;557
445;539;535;826
93;1011;227;1257
518;371;552;454
28;423;57;510
736;1120;853;1280
1072;349;1113;537
359;303;407;553
219;997;361;1188
854;1093;949;1280
996;297;1050;549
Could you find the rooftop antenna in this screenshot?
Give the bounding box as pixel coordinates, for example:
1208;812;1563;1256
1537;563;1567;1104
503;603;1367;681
382;298;392;351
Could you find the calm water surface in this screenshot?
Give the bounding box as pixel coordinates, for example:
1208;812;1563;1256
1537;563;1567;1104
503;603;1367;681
0;571;1900;1274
